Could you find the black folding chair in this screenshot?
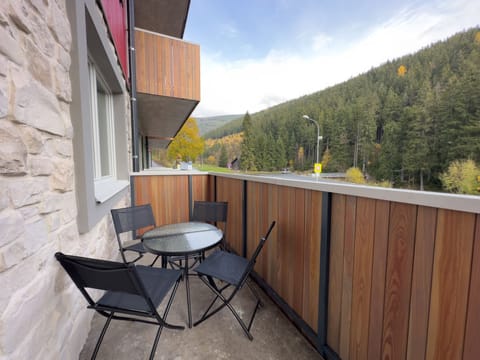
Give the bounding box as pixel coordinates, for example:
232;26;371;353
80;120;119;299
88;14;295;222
55;252;184;360
111;204;159;265
169;201;228;269
193;221;276;340
191;200;228;252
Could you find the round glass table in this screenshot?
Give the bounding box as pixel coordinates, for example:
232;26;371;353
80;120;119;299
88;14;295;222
142;221;223;328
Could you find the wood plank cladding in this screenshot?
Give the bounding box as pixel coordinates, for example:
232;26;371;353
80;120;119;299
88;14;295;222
133;174;480;359
133;175;212;227
133;175;190;226
219;180;323;333
135;29;200;101
426;210;475;359
328;196;480;360
215;177;244;255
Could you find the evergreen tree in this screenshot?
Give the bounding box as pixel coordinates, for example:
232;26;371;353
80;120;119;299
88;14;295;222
274;137;287;169
240;112;256;171
202;27;480;192
218;145;228;167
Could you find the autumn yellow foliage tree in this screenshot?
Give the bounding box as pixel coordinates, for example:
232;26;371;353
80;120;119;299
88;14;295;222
321;148;331;169
440;159;479;194
397;65;407;77
204;132;243;166
345;167;366;184
475;31;480;44
297;146;304;167
167;117;205;162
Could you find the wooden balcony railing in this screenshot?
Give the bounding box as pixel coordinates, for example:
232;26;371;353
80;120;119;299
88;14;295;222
132;171;480;359
135;28;200;101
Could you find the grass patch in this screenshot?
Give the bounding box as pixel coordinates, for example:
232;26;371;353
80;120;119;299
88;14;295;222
195;164;233;173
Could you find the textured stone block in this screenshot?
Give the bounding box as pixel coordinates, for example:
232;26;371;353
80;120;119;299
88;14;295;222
40;192;65;214
50;159;74;192
48;1;72;50
19;126;44;154
0;23;24;65
0;208;24;247
29;155;55;176
8;0;33;34
26;38;53;89
54;66;71;102
0;275;53;353
0;181;8;210
14;81;65;136
23;217;49;253
0;122;27;175
8;177;48;208
0;79;7;118
56;45;71;72
48;138;73;158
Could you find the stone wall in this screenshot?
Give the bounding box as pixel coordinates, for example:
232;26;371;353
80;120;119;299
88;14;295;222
0;1;130;358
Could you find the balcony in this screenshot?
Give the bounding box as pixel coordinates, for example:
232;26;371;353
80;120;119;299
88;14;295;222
123;170;480;359
135;29;200;148
79;262;322;359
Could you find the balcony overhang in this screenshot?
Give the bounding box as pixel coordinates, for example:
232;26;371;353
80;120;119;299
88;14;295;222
137;93;198;148
135;28;200;149
134;0;190;38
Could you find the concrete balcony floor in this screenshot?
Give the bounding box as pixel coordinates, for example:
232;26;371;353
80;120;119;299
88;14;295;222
79;256;323;360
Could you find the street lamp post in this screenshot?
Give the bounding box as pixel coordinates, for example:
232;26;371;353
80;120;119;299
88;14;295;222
302;115;322;166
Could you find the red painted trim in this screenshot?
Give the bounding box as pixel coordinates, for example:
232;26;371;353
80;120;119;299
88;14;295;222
99;0;129;80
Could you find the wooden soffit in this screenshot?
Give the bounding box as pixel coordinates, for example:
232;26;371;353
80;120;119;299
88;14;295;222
134;0;190;38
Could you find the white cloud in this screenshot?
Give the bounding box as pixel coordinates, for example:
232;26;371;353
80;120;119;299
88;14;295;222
220;23;239;38
192;0;480;117
312;33;333;52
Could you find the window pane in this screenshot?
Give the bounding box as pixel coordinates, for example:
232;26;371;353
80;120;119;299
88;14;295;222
96;80;111;177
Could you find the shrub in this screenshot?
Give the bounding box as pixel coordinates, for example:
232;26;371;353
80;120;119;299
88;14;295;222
374;180;393;188
440;159;479;195
345;167;366;184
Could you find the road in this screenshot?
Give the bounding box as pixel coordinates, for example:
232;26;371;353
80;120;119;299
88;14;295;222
259;172;345;184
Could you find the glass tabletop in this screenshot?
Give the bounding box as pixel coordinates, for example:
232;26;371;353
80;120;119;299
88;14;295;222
142;222;223;256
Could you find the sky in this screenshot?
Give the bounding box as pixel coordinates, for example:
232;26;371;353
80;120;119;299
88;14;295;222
183;0;480;117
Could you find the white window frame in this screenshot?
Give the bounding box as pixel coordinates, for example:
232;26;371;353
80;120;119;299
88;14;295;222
88;61;117;181
88;60;126;203
69;1;130;232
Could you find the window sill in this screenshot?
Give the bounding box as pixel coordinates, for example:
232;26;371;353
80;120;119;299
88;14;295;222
94;179;129;203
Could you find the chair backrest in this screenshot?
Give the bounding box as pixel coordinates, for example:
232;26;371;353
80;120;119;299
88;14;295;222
191;201;228;247
190;201;228;223
239;221;276;287
111;204;156;235
55;252;152;309
111;204;156;261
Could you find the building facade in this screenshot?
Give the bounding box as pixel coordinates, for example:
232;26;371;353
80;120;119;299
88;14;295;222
0;0;197;358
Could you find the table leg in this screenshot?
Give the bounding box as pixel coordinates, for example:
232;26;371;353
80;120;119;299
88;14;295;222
184;254;192;328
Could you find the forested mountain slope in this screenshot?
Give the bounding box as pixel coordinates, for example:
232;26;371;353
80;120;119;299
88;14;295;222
196;114;242;136
228;27;480;189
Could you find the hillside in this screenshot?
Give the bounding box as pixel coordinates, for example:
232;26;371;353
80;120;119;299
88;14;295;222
208;27;480;190
195;114;242;136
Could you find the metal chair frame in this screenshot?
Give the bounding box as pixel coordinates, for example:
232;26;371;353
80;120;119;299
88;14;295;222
55;252;184;360
169;201;228;270
111;204;159;265
193;221;276;340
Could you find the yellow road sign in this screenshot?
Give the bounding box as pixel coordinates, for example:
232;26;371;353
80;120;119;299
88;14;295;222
314;163;322;174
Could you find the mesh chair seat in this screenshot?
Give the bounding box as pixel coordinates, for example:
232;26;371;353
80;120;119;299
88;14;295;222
96;266;181;314
195;250;249;286
123;241;147;254
193;221;276;340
